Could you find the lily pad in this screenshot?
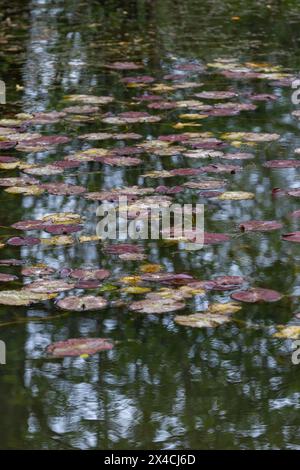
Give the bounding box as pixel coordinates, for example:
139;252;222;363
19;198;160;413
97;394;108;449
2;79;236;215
175;313;232;328
274;326;300;339
282;232;300;243
263;160;300;169
69;268;110;281
57;295;108;311
231;288;283;303
24;280;75;293
46;338;114;357
0;289;57;306
7;236;40;246
0;273;18;282
129;297;185;314
239;220;283;232
217;191;255;200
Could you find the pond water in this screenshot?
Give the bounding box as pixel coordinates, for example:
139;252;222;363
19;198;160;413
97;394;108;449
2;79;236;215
0;0;300;450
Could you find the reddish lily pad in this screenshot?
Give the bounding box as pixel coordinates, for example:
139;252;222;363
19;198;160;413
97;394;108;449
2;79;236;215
141;273;194;285
211;276;245;290
0;259;24;266
195;91;237;99
204;233;231;244
21;266;55;276
121;75;155;84
105;244;144;255
40;183;86;195
231;288;283;303
46;338;114;357
282;232;300;243
24;280;75;293
263;160;300;168
69;268;110;281
43;224;83;235
106;61;142;70
57;295;108;311
7;236;40;246
0;273;18;282
0;141;17;150
129;297;185;314
239;220;283;232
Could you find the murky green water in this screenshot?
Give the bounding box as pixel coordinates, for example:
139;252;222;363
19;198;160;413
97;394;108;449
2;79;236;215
0;0;300;450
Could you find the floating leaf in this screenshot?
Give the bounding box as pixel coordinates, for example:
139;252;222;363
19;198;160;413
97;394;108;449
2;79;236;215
222;132;280;142
40;183;86;196
0;273;18;282
63;94;114;104
122;286;151;294
231;288;283;303
274;326;300;339
69;268;110;281
43;224;83;235
0;289;57;306
21;265;55;276
217;191;255;200
24;280;75;293
106;61;142;70
195;91;237;99
211;276;246;291
41;235;75;246
46;338;114;357
141;272;194;285
57;295;108;311
239;220;283;232
41;212;82;224
208;302;242;314
7;236;40;246
175;313;232;328
129;297;185;314
264;160;300;168
282;232;300;243
5;185;44;196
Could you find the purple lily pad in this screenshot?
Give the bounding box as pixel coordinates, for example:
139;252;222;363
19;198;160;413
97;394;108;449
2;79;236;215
18;135;70;147
264;160;300;168
57;295;108;311
0;273;18;282
155;185;184;194
204;232;231;244
282;232;300;243
105;244;144;255
239;220;283;232
41;183;86;195
211;276;245;291
231;288;283;303
0;141;17;150
43;224;83;235
141;273;195;285
121;75;155;84
106;61;142;70
46;337;114;357
70;268;110;281
7;236;40;246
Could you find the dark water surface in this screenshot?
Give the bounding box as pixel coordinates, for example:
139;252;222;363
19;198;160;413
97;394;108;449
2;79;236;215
0;0;300;449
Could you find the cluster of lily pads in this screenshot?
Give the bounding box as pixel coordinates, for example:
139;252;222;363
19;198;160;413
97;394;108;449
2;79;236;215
0;58;300;356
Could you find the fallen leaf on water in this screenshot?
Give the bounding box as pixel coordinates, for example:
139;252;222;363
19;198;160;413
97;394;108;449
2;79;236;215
46;338;114;357
0;289;57;306
57;295;108;311
231;288;283;303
